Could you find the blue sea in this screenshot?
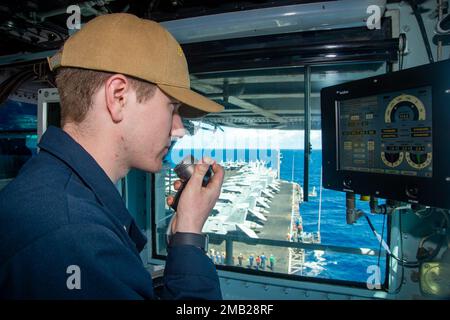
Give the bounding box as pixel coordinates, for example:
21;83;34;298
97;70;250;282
168;148;388;285
279;149;388;284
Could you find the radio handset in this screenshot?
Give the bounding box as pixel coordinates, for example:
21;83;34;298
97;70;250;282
170;155;213;211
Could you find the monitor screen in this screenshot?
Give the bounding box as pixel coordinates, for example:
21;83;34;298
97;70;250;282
337;86;433;178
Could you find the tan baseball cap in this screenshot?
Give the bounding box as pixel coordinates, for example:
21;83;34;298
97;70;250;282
47;13;223;118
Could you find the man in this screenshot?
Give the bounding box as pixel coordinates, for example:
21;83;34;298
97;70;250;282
0;13;225;299
260;253;266;270
269;254;276;271
238;253;244;267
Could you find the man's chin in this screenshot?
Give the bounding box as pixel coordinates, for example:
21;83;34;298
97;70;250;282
133;160;163;173
149;162;163;173
154;161;164;173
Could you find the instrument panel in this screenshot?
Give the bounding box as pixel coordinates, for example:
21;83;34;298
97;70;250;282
321;59;450;209
338;87;433;178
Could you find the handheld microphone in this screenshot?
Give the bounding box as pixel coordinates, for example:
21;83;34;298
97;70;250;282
170;155;213;211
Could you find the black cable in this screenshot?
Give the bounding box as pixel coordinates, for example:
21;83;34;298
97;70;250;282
384;208;448;293
398;33;406;70
409;0;435;63
415;209;449;261
392;209;405;294
389;209;446;293
362;210;403;292
363;211;420;268
377;213;386;267
399;50;404;70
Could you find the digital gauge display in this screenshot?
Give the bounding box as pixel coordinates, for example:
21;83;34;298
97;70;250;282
337;87;433;178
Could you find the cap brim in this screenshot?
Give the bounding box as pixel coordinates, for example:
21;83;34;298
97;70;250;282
158;84;224;119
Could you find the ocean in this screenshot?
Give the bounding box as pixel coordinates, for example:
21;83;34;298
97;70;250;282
168;148;388;284
279;149;388;284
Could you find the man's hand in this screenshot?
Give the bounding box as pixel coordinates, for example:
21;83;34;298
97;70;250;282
166;157;224;234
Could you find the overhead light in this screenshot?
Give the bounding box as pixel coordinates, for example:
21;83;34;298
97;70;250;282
325;54;337;58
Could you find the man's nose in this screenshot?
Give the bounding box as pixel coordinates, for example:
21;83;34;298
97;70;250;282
171;113;186;138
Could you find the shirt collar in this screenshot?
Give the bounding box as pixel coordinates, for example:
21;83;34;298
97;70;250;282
38;126;147;252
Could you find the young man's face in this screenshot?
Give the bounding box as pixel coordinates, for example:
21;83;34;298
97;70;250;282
124;87;185;172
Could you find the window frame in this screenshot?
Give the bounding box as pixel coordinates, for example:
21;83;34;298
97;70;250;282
148;19;398;289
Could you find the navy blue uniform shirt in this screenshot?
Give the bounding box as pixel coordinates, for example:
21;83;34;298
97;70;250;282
0;126;222;299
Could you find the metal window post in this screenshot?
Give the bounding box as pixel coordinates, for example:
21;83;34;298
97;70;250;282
303;65;311;202
225;239;234;266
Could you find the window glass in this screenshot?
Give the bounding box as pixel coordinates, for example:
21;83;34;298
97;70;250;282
153;63;389;287
0;99;37;189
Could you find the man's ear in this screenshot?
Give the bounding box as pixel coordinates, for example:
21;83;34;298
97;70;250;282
104;74;129;123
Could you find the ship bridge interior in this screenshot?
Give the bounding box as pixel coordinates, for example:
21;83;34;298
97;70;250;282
1;0;450;300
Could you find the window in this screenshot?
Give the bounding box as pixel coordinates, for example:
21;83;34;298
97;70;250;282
301;63;390;284
0;99;37;190
152;62;390;288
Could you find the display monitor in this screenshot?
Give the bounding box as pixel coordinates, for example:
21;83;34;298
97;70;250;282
321;59;450;209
